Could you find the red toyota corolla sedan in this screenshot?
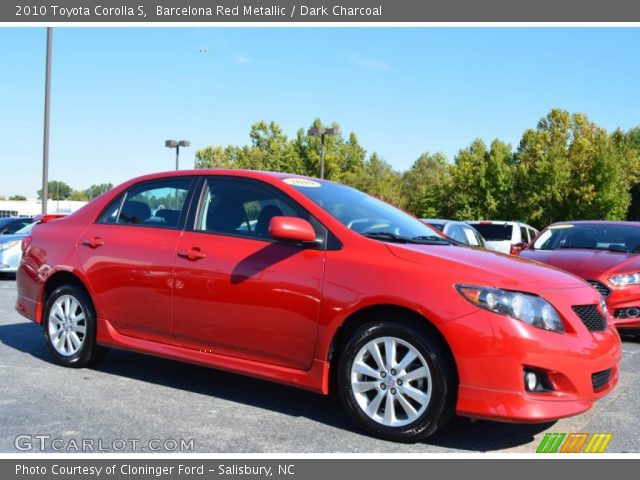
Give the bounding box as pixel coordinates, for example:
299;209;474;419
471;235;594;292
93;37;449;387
16;170;620;442
521;221;640;339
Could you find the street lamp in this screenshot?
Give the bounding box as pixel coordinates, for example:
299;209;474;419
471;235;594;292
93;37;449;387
307;127;339;179
165;139;190;170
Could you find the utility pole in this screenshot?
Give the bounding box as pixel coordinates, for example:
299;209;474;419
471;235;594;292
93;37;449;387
41;27;53;214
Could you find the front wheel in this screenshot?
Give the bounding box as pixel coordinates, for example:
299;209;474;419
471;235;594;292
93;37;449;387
43;285;108;367
337;320;456;442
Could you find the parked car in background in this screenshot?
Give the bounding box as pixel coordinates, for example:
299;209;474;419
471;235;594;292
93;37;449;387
0;216;33;235
0;221;37;275
467;221;539;255
421;219;487;248
16;170;620;442
520;221;640;338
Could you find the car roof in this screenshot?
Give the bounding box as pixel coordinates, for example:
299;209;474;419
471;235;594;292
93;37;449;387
549;220;640;227
467;220;535;227
422;218;448;225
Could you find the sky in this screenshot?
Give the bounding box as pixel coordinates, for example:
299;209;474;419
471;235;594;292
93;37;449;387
1;27;640;198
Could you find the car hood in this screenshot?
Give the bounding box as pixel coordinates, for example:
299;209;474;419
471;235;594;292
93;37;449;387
387;243;587;292
521;248;640;277
0;233;26;245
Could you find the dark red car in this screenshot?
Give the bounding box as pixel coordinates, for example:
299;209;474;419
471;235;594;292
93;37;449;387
16;171;620;442
521;221;640;338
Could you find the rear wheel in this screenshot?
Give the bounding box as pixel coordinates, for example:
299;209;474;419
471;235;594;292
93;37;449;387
337;320;456;442
43;285;108;367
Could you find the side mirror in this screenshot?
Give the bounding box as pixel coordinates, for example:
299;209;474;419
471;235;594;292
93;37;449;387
269;216;316;243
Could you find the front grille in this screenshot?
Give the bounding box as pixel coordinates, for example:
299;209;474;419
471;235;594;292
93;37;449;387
572;305;607;332
592;369;612;392
587;280;611;298
614;307;640;319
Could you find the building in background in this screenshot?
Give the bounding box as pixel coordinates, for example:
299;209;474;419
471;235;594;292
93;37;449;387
0;199;87;218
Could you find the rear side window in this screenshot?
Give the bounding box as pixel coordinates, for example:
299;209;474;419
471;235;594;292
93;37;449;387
520;226;529;243
472;224;514;241
3;219;30;234
97;178;192;229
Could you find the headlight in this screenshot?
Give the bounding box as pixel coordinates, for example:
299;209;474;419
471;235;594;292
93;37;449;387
0;241;20;251
456;285;565;333
609;273;640;286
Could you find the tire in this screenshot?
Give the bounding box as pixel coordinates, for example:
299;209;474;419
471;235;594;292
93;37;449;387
337;319;456;443
42;284;108;368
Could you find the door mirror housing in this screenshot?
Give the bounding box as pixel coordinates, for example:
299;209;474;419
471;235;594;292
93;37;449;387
269;216;316;243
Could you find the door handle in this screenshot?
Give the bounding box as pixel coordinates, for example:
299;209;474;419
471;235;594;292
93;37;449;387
177;247;206;261
82;237;104;249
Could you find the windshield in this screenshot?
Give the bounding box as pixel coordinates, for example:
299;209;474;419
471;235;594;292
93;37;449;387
15;222;36;235
471;223;514;241
532;224;640;253
285;178;446;243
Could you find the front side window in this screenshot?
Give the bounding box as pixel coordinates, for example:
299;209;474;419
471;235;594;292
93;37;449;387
196;179;308;240
98;178;192;228
446;225;467;243
462;226;481;246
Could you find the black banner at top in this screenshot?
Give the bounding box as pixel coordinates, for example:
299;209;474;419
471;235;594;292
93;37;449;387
3;0;640;23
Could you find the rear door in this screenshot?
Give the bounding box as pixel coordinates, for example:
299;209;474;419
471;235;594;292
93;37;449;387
76;177;195;343
172;177;326;370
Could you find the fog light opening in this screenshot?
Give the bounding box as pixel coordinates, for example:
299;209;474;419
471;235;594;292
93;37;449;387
626;308;640;318
524;368;554;393
525;372;538;391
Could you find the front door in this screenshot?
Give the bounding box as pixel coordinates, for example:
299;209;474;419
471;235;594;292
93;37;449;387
173;178;326;370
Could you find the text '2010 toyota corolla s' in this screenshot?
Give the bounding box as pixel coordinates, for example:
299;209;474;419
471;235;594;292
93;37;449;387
16;170;621;442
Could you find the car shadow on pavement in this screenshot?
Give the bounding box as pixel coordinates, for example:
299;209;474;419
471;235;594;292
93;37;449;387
0;320;552;452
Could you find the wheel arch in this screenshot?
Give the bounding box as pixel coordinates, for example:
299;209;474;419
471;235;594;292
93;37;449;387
325;304;459;393
41;270;94;321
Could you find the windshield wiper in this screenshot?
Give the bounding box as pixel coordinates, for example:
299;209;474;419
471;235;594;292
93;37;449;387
362;232;451;245
605;245;631;253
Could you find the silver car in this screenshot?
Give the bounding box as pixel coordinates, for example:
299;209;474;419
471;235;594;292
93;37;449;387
0;222;36;274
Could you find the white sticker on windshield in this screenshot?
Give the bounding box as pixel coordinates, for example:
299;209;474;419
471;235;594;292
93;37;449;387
549;224;574;229
283;178;321;188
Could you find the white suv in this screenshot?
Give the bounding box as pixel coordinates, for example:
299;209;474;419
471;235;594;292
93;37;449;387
466;221;539;255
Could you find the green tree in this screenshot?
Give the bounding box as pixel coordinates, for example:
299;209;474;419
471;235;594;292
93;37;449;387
194;145;236;169
37;181;72;201
9;195;26;201
514;109;633;227
402;152;449;218
85;183;114;200
352;153;405;207
446;139;514;221
70;190;89;201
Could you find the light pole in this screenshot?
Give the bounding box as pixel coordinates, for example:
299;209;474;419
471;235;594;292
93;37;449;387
165;139;190;170
307;127;338;179
42;27;53;214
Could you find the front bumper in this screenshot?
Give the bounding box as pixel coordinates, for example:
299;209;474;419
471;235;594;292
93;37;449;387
442;286;621;423
601;282;640;330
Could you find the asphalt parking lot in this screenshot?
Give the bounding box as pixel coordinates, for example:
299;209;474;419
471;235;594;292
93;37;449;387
0;276;638;453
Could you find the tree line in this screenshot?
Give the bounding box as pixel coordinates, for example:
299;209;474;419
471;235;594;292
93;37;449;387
194;109;640;229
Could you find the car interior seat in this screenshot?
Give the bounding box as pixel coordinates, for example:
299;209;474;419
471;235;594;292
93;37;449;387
206;197;247;234
119;200;151;224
